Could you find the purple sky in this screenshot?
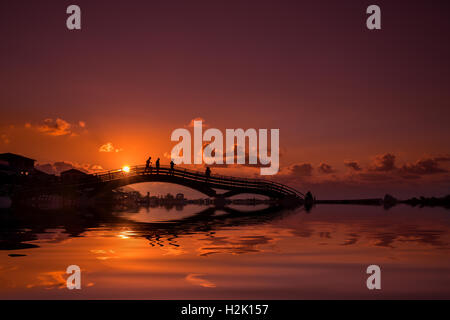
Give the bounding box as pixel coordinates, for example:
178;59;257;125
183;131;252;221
1;0;449;198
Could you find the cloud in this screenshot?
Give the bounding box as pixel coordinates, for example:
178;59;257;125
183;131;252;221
37;118;72;136
36;161;76;175
288;163;313;177
26;118;87;136
34;163;54;174
273;153;450;198
318;162;335;174
369;153;396;172
53;161;76;173
99;142;123;153
399;157;448;175
344;160;362;171
35;161;104;175
434;156;450;162
185;117;209;128
1;133;10;144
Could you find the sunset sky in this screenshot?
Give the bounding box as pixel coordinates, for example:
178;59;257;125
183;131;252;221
1;0;449;198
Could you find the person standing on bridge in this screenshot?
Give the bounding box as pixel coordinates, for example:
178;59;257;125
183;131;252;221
205;166;211;181
170;160;175;175
156;158;160;174
145;157;152;173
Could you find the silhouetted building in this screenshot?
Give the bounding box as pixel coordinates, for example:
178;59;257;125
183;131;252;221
165;193;174;200
60;168;88;183
176;193;185;200
0;153;35;175
32;168;57;183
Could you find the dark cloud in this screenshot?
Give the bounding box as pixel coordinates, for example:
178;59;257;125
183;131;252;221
34;163;55;175
35;162;103;175
273;152;450;199
370;153;396;172
289;163;313;177
272;153;449;199
318;162;334;174
26;118;87;136
206;142;273;168
344;160;362;171
433;156;450;162
399;157;448;175
53;161;75;174
37;118;72;136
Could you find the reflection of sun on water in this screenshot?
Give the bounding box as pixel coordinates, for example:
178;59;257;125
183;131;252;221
117;230;135;239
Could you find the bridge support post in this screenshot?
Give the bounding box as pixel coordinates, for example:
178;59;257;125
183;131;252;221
213;196;227;208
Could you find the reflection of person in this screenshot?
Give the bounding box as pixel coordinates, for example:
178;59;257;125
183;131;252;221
156;158;160;174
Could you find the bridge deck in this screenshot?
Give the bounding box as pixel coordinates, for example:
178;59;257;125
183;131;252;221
91;165;304;199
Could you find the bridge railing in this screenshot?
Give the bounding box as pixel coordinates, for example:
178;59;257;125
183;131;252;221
92;164;304;198
95;165;300;196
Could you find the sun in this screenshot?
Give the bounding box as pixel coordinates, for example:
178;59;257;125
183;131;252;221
122;166;130;173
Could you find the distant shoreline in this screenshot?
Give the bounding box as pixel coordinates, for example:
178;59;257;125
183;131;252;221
315;194;450;209
316;199;382;205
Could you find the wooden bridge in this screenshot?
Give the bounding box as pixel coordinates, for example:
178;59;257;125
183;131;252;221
90;165;304;200
16;165;304;202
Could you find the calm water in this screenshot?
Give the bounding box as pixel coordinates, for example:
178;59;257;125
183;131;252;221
0;204;449;299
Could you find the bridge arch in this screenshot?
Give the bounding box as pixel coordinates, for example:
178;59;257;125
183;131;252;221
88;174;218;198
60;165;304;201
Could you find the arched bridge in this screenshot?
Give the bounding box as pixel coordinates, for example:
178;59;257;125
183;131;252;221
75;165;304;200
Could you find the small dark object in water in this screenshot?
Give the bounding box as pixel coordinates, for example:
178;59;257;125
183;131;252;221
8;253;27;257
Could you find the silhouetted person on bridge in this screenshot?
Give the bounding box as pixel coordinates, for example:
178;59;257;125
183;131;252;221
145;157;152;173
170;160;175;174
205;166;211;181
156;158;160;174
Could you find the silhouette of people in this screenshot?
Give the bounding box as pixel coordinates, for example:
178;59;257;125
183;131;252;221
170;160;175;174
145;157;151;173
205;166;211;180
156;158;160;174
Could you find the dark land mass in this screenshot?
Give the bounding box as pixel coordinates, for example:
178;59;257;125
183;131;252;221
316;194;450;210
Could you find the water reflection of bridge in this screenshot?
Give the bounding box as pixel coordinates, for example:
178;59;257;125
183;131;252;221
0;205;296;251
133;205;296;248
